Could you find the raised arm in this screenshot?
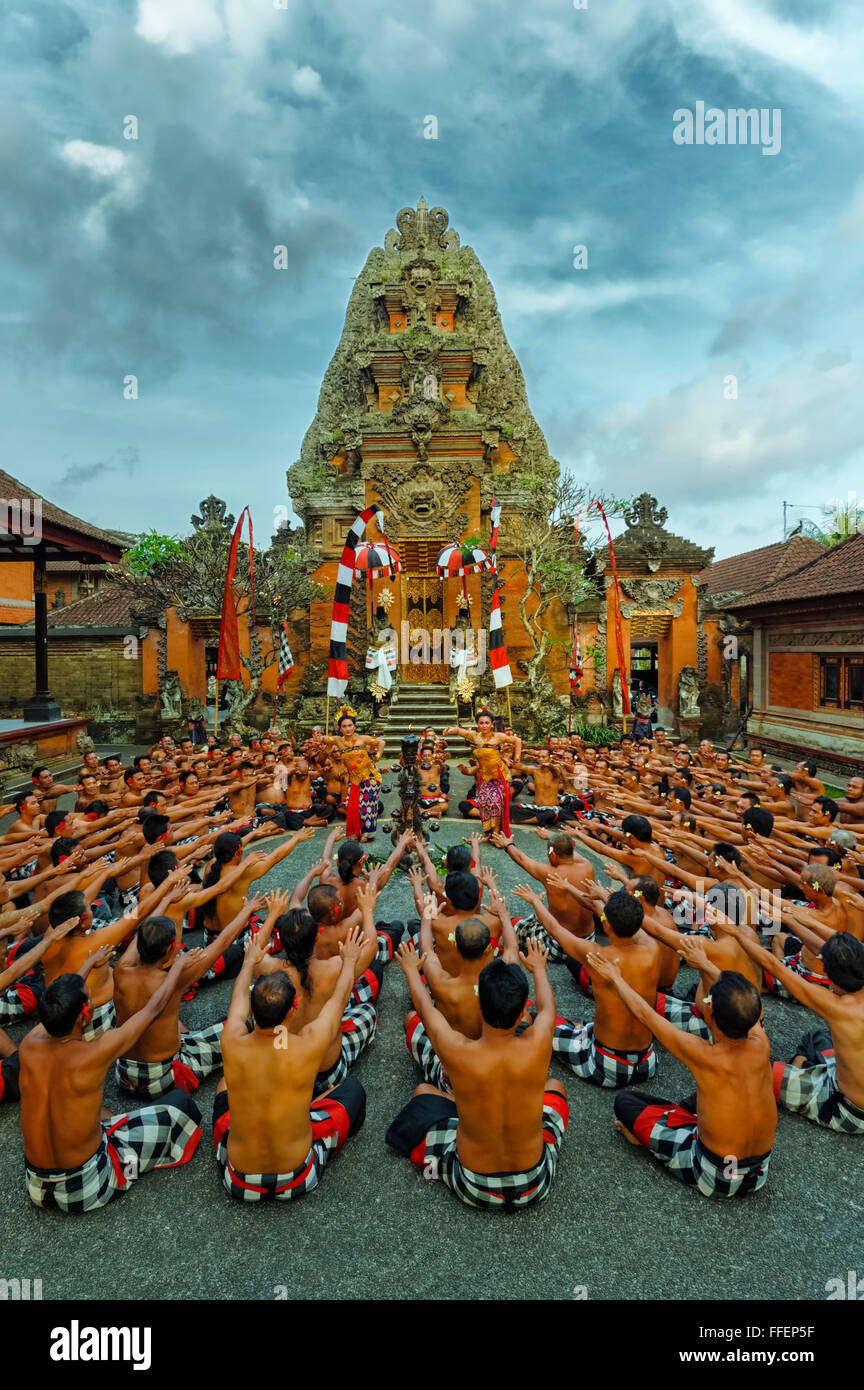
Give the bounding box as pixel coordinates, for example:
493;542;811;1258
492;832;549;882
587;951;710;1068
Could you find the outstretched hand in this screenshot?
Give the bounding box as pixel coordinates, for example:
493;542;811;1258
585;949;621;985
518;940;548;975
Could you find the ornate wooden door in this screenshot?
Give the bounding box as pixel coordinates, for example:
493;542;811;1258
401;540;447;683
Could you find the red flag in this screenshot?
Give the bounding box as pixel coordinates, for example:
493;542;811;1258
590;501;630;715
217;506;254;681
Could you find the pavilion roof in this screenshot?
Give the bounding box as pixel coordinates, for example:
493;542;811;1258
726;531;864;611
0;468;127;563
696;534;824;602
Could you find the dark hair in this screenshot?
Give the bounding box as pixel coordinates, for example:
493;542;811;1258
672;787;692;810
455;917;491;960
740;791;761;808
123;767;139;784
32;765;49;779
808;846;842;867
39;974;88;1037
712;842;742;868
142;790;164;809
604;889;643;938
707;881;749;926
743;806;774;838
48;890;85;928
804;760;817;778
251;972;295;1028
275;909;317;992
133;755;150;769
477;959;528;1029
178;770;199;788
307;883;340;923
820;934;864;993
445;845;471;873
446;870;481;911
631;875;660;906
549;834;574;859
45;810;68;836
337;841;365;884
195;832;242;929
812;796;839;822
84;800;109;818
14;791;32;811
622;814;652;844
476;709;493;724
710;783;726;795
775;774;793;793
710;971;762;1038
50;836;79;866
142;813;170;845
148;849;179;887
137;915;176;964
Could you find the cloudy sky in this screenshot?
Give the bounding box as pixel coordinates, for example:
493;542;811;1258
2;0;862;559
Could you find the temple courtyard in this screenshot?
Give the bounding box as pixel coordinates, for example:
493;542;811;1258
0;765;860;1303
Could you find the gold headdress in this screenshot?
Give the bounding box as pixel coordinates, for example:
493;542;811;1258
333;702;358;728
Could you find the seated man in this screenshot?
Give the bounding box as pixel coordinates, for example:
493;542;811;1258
404;886;519;1091
493;830;595;960
214;927;366;1201
511;886;662;1087
20;951;202;1213
386;941;568;1210
719;922;864;1135
598;957;776;1197
113;899;261;1097
254;881;381;1095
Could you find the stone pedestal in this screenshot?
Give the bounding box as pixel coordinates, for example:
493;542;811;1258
677;715;701;747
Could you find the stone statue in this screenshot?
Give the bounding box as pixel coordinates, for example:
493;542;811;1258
611;668;623;719
159;670;183;721
678;666;701;720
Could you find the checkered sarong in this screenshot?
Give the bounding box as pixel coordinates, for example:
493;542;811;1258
763;946;830;1001
553;1018;656;1087
656;991;711;1041
26;1091;202;1213
115;1019;224;1098
0;971;43;1024
350;964;382;1007
773;1027;864;1135
513;916;594;965
613;1091;771;1197
212;1080;361;1202
81;999;116;1040
405;1013;449;1091
313;999;377;1095
404;1090;569;1210
6;858;37;883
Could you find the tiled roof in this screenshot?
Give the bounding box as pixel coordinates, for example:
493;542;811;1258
726;531;864;609
0;469;128;551
696;535;824;599
46;586;138;629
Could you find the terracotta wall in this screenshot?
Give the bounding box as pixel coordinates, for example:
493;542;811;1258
0;561;34;624
769;651;816;710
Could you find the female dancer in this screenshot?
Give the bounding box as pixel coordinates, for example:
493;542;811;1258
442;709;512;839
323;705;386;842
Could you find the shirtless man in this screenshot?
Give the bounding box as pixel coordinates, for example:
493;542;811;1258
386;940;569;1210
402;886;519;1092
765;864;846;995
113;898;262;1098
20;949;202;1212
30;767;77;815
404;867;502;974
509;749;566;827
201;827;314;940
572;814;667;892
213;927;366;1201
493;830;596;960
836;776;864;827
0;914;78;1105
600;956;776;1196
719;922;864;1135
254;882;381;1094
514;888;663;1088
417;741;448;818
279;756;333;829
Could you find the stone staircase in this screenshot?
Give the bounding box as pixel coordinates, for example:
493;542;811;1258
375;683;461;756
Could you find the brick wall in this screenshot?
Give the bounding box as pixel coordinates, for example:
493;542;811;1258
768;651;815;710
0;637;144;715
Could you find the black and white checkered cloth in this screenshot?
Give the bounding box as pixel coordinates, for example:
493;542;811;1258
656;990;711;1041
26;1091;202;1213
116;1019;224;1098
412;1092;569;1210
613;1091;771;1197
513;915;594;965
80;999;116;1040
406;1013;450;1092
313;999;377;1095
553;1018;656;1087
774;1026;864;1134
